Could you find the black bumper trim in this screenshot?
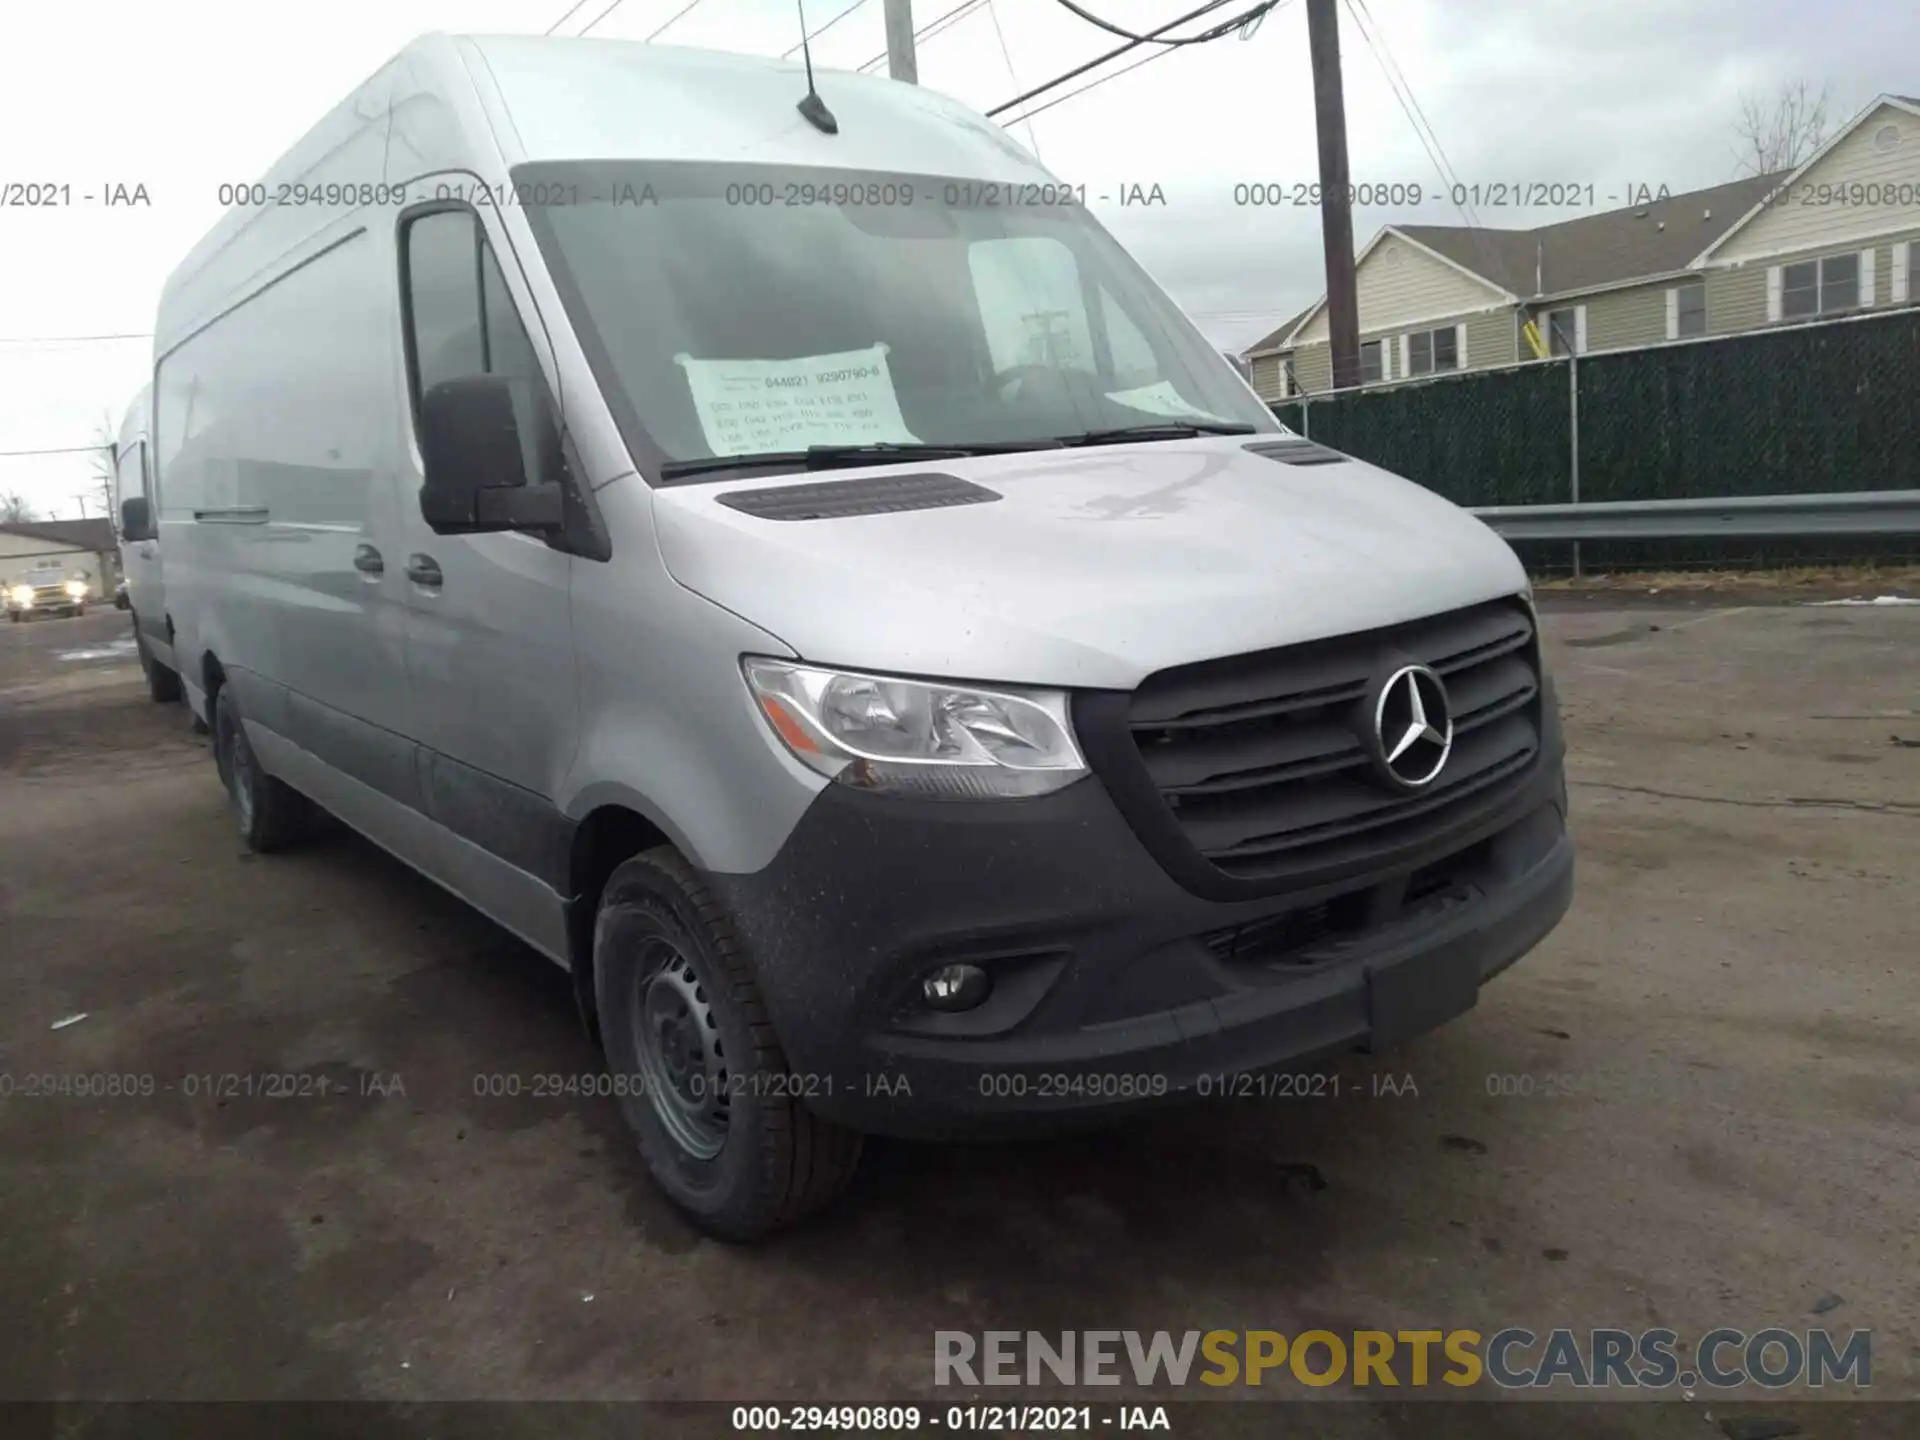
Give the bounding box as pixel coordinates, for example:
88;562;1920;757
706;748;1572;1140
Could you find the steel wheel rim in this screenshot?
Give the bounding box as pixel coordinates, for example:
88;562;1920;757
629;938;728;1161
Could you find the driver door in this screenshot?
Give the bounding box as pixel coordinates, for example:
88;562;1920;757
389;203;578;904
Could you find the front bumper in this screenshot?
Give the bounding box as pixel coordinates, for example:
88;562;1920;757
708;745;1573;1140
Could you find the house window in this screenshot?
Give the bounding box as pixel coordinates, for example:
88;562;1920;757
1544;308;1577;355
1783;256;1860;319
1820;253;1859;312
1676;281;1706;337
1780;261;1817;318
1405;325;1458;376
1359;340;1383;385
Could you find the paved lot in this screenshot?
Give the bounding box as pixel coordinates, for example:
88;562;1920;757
1;601;1916;1430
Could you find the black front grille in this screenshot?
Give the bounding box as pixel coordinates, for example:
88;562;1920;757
1124;600;1540;886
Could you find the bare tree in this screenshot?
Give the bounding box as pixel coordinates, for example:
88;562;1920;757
1;492;36;523
86;411;117;531
1733;81;1833;177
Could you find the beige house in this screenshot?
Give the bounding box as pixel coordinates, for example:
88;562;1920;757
1246;94;1920;400
0;519;121;601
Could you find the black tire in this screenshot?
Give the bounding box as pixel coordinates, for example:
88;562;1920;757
133;624;183;703
594;847;862;1241
212;686;314;853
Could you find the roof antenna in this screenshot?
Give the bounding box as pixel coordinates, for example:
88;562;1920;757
793;0;839;135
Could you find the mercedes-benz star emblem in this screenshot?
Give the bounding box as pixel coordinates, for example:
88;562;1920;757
1367;663;1453;790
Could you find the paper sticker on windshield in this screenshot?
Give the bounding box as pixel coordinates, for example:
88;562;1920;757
676;345;920;457
1105;381;1232;424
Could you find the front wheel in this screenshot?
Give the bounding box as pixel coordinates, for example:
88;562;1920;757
212;686;314;853
594;848;862;1241
133;624;182;703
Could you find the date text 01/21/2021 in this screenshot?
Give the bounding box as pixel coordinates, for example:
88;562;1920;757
731;1404;1172;1432
1229;181;1677;209
468;1071;910;1101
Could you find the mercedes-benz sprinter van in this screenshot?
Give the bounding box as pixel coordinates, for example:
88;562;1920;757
114;383;183;703
151;33;1572;1239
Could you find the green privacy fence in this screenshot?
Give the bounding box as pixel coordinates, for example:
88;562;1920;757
1271;305;1920;571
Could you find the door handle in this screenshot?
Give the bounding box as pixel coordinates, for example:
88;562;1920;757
405;554;443;588
352;544;384;576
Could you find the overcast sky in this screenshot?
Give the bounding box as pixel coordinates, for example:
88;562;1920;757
3;0;1914;519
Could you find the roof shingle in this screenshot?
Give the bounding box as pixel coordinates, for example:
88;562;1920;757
1401;172;1788;296
1244;169;1791;353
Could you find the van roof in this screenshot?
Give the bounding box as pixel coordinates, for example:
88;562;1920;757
155;34;1047;353
460;33;1038;169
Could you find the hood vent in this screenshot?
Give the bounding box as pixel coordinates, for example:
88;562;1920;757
715;472;1002;521
1245;439;1348;467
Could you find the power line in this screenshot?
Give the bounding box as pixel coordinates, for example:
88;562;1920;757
857;0;986;73
983;0;1044;158
1341;0;1497;250
0;332;150;346
578;0;709;39
576;0;631;36
1049;0;1277;45
784;0;872;57
0;444;111;458
999;43;1172;125
643;0;711;40
985;0;1236;117
995;0;1282;124
544;0;596;33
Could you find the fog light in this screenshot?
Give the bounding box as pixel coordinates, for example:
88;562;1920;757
921;963;992;1012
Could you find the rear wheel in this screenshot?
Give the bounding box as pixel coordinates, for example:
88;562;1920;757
212;686;314;853
594;847;862;1241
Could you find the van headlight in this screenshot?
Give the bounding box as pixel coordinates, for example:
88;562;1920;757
64;580;88;600
743;657;1088;800
8;584;33;607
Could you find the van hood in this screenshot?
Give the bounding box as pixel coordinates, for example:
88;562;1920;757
650;438;1528;691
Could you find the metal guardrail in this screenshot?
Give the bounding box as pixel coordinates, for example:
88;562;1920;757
1469;490;1920;543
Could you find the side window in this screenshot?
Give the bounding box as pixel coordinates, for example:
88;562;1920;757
402;206;560;489
968;236;1095;375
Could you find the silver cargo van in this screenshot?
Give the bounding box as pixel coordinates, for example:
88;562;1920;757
114;383;183;702
151;33;1572;1238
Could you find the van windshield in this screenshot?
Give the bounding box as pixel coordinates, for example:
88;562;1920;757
515;161;1277;482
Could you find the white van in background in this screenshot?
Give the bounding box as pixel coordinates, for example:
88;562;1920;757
150;33;1571;1238
114;383;182;703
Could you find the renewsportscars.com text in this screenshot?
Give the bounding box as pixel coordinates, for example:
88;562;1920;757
934;1328;1871;1390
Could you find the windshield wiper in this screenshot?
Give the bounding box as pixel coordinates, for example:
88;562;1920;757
1058;421;1258;447
659;439;1063;481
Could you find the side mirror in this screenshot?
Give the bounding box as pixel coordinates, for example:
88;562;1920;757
120;496;155;542
418;376;564;534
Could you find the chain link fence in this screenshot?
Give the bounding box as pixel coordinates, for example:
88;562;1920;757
1271;306;1920;573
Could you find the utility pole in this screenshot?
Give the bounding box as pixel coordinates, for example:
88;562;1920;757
883;0;918;83
1306;0;1360;390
